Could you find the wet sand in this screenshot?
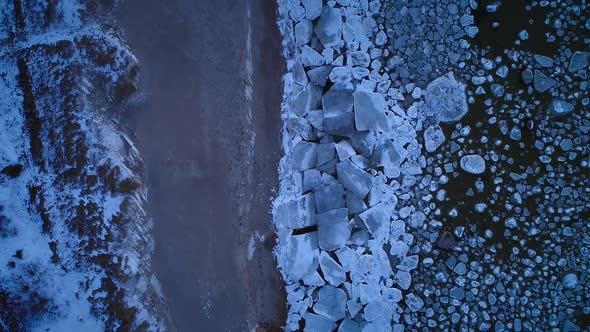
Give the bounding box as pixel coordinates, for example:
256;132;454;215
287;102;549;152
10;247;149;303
115;0;285;330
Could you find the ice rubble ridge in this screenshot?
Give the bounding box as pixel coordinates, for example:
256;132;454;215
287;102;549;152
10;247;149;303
273;0;471;331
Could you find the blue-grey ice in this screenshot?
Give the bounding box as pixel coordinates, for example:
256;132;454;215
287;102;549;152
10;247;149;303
314;6;342;47
568;51;590;72
549;99;574;116
317;208;351;251
423;124;446;152
425;72;469;123
533;70;556;93
460;154;486;174
313;285;347;321
336;159;373;198
353;90;389;132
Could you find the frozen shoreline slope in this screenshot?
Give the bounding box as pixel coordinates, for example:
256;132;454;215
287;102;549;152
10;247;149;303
0;2;166;330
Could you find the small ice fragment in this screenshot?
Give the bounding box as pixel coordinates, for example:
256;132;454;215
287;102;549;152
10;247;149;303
562;273;578;289
436;231;457;249
460;154;486;174
404;293;424;312
505;217;517;228
423;125;445;152
534;55;553;68
521;69;533;84
533;70;556;93
496;65;508;78
375;30;387;46
568;51;590;72
549;99;574;116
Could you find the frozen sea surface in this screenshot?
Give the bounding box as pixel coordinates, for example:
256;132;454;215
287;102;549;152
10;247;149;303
273;0;590;330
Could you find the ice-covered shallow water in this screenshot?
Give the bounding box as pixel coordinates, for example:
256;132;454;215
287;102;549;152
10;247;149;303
273;0;589;330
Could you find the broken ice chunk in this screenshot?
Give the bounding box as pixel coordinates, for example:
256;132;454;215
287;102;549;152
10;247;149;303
281;232;319;281
315;177;345;213
319;252;346;287
568;51;590;72
335;140;356;161
549;99;574;116
295;20;313;46
338;319;361;332
423;124;445;152
314;6;342;47
436;231;457;249
370;139;405;169
346;190;367;215
364;300;387;321
562;273;578;289
350;131;377;157
304;312;337;332
353;90;389;132
307;65;333;87
534;55;554;68
275;193;316;229
317;208;351;251
336;159;373;198
317;143;336;166
533;70;556;93
292;83;322;116
313;285;347;321
521;69;533;84
322;85;355;137
425;72;468;123
382;287;402;303
394;270;411;290
408;211;426;229
404;293;424;312
290;141;318;171
359;202;391;242
302;0;322;20
335;246;357;272
460;154;486;174
303;169;322;193
301;45;325;67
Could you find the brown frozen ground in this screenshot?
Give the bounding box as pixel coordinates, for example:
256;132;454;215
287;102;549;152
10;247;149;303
115;0;286;331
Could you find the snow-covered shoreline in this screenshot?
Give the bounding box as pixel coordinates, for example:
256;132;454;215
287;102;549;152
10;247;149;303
0;2;166;330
